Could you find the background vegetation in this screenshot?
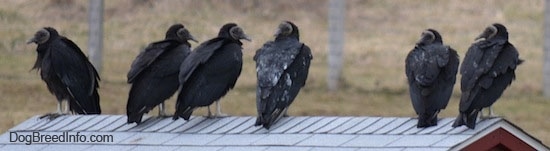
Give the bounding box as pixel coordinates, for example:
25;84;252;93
0;0;548;145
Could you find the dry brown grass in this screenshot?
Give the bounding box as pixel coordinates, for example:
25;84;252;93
1;0;548;145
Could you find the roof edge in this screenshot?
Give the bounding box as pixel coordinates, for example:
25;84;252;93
450;119;549;150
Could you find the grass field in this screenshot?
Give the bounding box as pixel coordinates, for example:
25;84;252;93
1;0;549;145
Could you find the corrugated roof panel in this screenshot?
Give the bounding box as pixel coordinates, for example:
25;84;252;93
264;146;312;151
218;146;268;151
101;116;133;132
142;117;176;132
73;115;112;131
9;116;42;131
342;135;402;147
313;117;352;133
175;146;223;151
416;118;455;135
0;144;46;151
310;147;359;151
253;117;295;134
226;117;257;134
357;118;397;134
344;117;382;134
446;117;489;134
127;118;165;132
208;134;266;146
184;118;222;133
58;115;97;131
1;116;536;150
0;131;14;144
83;145;135;151
163;134;223;145
299;117;337;133
241;124;264;134
402;123;426;135
212;116;253;134
88;115;124;131
430;119;456;134
130;145;180;151
356;148;402;151
267;117;306;134
118;133;178;145
252;134;311;146
198;117;238;134
75;131;136;144
445;125;469;135
28;116;66;131
372;118;411;134
462;118;502;135
156;116;191;133
113;123;138;132
387;135;448;147
328;117;367;134
432;135;470;147
401;147;449;151
386;118;417;135
170;116;206;133
285;117;325;134
297;134;356;147
43;116;83;131
39;144;91;151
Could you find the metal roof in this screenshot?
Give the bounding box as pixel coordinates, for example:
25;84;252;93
0;115;547;151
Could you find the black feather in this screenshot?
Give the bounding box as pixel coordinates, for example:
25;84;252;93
254;21;313;129
126;24;193;124
405;29;459;128
29;27;101;114
453;23;522;129
174;23;248;120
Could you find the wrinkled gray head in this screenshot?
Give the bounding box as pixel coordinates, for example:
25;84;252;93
176;27;198;43
274;21;300;40
475;23;508;41
218;23;251;41
416;29;442;45
166;24;198;43
27;27;58;44
229;25;251;41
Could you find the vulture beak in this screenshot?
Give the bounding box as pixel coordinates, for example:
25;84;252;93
274;28;282;37
189;35;198;43
26;37;36;44
242;34;252;42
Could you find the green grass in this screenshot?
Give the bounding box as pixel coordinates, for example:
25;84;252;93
1;0;548;145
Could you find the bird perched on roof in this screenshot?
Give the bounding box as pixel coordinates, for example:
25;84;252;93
453;23;523;129
174;23;250;120
27;27;101;119
126;24;197;124
405;29;459;128
254;21;312;129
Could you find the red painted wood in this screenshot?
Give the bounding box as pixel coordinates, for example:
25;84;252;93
462;128;536;151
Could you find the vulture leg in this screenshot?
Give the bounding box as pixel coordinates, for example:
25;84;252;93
283;107;289;117
63;100;70;114
158;103;169;117
40;100;66;120
206;106;213;118
488;106;498;117
215;101;228;117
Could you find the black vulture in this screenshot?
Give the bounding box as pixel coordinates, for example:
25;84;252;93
173;23;251;120
253;21;313;129
126;24;197;124
405;29;459;128
27;27;101;119
452;23;523;129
